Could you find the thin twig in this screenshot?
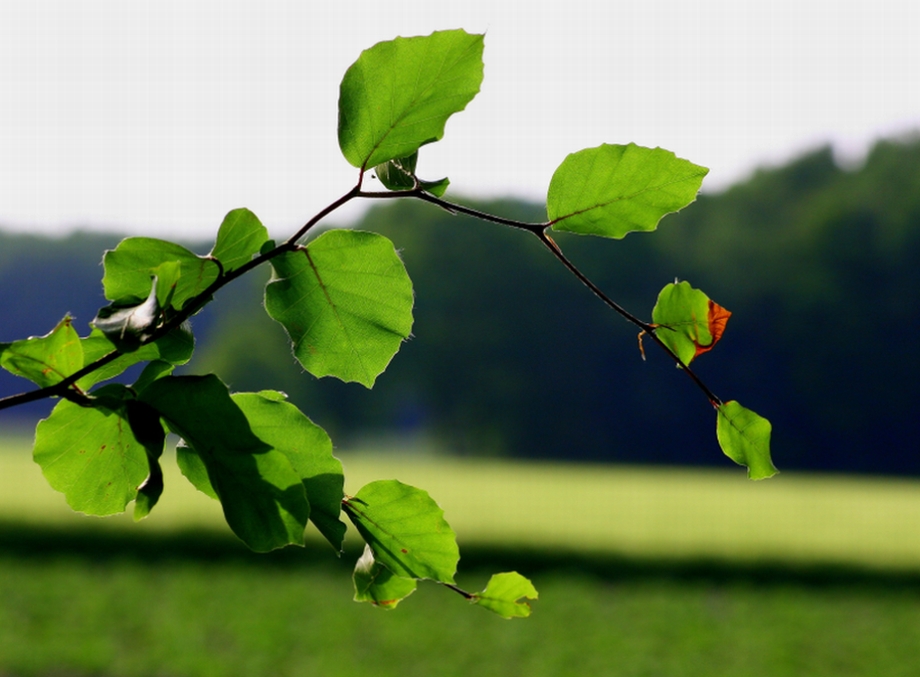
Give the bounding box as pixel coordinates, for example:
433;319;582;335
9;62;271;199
397;190;724;407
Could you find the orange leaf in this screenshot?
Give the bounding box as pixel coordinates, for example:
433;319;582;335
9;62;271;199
693;300;731;359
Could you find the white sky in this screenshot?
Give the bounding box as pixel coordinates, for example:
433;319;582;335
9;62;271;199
1;1;918;238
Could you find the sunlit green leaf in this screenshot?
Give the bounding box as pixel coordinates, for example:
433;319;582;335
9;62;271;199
231;391;346;552
716;400;777;480
472;572;539;619
264;230;414;388
651;281;731;366
342;480;458;584
548;144;708;239
211;208;270;273
338;30;484;169
0;316;83;388
102;237;220;310
353;544;418;609
33;385;153;515
139;375;310;552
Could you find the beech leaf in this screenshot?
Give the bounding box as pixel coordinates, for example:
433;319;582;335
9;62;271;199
716;401;777;480
375;152;450;197
140;375;310;552
338;30;484;170
264;230;413;388
353;544;418;609
102;237;219;311
231;391;347;552
126;399;167;521
77;326;194;390
32;385;155;516
91;276;160;348
342;480;459;584
472;572;539;619
652;281;731;365
548;144;708;239
210;208;270;273
0;316;83;388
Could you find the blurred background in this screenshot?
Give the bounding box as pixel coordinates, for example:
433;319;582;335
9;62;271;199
2;2;919;675
4;140;919;474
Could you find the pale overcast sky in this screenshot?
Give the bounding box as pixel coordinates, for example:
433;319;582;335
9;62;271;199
1;1;917;238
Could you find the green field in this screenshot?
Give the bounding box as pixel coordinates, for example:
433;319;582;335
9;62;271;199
2;436;920;676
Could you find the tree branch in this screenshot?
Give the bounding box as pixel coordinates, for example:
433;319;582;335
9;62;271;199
386;189;724;408
0;185;363;412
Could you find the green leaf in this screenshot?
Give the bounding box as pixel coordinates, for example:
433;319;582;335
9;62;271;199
548;144;709;239
353;544;418;609
139;375;310;552
231;391;347;552
91;276;161;348
210;208;270;273
131;358;175;394
0;316;83;388
32;385;154;516
419;176;451;198
175;443;217;499
375;152;450;197
102;237;220;310
77;325;194;390
264;230;414;388
124;399;167;521
716;401;777;480
338;29;484;170
472;572;539;619
651;281;731;366
342;479;459;584
375;155;417;191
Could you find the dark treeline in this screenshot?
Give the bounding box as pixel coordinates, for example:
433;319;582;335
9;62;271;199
2;137;919;474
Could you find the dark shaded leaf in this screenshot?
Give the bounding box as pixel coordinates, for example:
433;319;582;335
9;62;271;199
92;276;160;349
140;375;310;552
232;391;346;552
125;399;167;521
375;152;450;197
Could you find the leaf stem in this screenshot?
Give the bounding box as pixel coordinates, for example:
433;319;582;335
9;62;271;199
442;582;475;600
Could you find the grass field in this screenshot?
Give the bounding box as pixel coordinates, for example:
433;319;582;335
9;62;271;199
4;435;920;571
2;435;920;676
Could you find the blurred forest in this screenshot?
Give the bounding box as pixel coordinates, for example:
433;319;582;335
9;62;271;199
2;136;919;474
